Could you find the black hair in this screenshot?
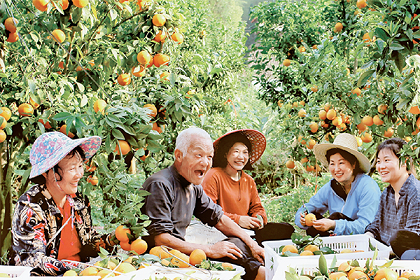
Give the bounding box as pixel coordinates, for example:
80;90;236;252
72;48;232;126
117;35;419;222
376;138;416;175
325;148;364;175
212;132;253;170
30;146;86;185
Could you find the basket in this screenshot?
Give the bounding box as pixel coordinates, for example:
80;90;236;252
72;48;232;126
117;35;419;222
272;259;420;279
263;234;392;280
0;265;32;278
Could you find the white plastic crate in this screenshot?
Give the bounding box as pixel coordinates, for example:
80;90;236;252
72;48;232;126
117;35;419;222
0;265;32;278
263;234;392;280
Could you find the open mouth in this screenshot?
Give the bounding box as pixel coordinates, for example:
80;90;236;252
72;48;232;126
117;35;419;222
195;170;205;177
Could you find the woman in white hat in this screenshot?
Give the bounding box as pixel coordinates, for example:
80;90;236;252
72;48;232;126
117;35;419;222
202;129;295;243
366;138;420;259
295;133;381;236
11;132;116;276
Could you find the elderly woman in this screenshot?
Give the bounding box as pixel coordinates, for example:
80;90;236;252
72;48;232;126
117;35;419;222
365;138;420;259
295;133;381;236
11;132;115;276
202;129;294;243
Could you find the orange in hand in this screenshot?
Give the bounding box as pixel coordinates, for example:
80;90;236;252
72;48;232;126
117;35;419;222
305;213;316;226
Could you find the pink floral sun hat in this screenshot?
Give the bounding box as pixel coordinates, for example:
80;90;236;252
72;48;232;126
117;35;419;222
29;132;102;178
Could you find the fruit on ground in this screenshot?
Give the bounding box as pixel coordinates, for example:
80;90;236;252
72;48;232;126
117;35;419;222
115;225;131;242
305;213;316;226
94;99;107;113
131;238;148;255
144;104;157;118
114;140;131;155
282;244;298;254
18;103;34;116
189;249;206;266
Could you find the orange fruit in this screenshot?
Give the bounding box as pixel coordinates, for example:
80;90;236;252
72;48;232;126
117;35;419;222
171;32;184;44
114;140;131;155
63;270;78;276
299;100;305;106
73;0;89;8
132;65;146;77
115;262;136;274
4;17;18;33
337;261;351;272
169;249;189;268
154;53;170;67
330;272;348;280
306;165;315;172
384;127;394;138
80;267;98;276
301;157;309;164
131;238;148;255
283;59;291;66
361;132;372;143
374;268;398;280
378;104;388;114
137;50;151;65
153;30;167;42
356;136;363;147
373;115;384;125
94;99;107;114
147;56;154;68
76;65;83;71
29;97;40;109
307;139;316;149
87;175;98;186
334;22;343;32
115;225;131;242
285;160;295;169
52;29;65;43
140;149;149;161
299;46;306;53
18;103;34;116
59;125;75;138
152;14;166;27
321;121;329;128
357;122;367;132
362;115;374;126
300;250;313;256
0;107;12;121
7;32;19;43
282;244;298;254
304;245;319;252
144;104;157;118
222;263;233;270
311;85;318;92
409;106;420;114
189;249;206;266
97;270;115;279
309;122;318;133
319;110;327;120
117;73;131;86
38;119;52;129
0;129;6;143
363;33;371;43
356;0;367;9
160;71;170;81
304;213;316;226
352;88;361;96
150;246;171;259
86;163;96;172
298;109;306;117
332;116;343;127
58;61;65;69
152;122;162;133
61;0;69;10
33;0;49;11
326;109;336;120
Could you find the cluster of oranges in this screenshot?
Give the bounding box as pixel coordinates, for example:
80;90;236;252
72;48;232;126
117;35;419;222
115;225;148;255
281;244;321;257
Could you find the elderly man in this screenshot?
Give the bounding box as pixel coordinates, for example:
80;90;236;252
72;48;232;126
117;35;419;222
141;127;265;280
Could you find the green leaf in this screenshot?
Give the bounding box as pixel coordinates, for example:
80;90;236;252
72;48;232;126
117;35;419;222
28;79;36;93
112;129;125;140
389;42;405;51
375;27;390;41
53;112;72;121
357;70;375;87
318;253;328;276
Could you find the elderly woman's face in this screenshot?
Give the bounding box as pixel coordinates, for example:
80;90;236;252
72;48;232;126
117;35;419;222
226;142;249;171
328;153;355;186
46;152;84;194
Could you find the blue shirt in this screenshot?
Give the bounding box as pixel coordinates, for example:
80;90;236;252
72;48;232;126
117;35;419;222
295;173;381;235
365;174;420;246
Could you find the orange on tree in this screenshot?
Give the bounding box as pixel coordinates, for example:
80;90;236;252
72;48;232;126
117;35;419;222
169;249;189;268
298;109;306;117
300;157;309;163
7;32;19;43
4;17;18;33
334;22;343;32
361;132;372;143
60;125;75;138
324;103;331;111
311;85;318;92
373;115;384;126
352;87;361;96
33;0;49;11
152;122;162;133
282;244;298;254
0;119;6;132
61;0;69;10
52;29;65;43
362;115;374;126
299;100;305;106
356;0;367;9
73;0;89;8
94;99;107;114
285;160;295;169
58;61;65;69
30;98;40;109
304;213;316;226
319;109;327;120
131;238;148;255
152;14;166;27
153;30;167;42
283;59;291;66
299;46;305;53
115;225;131;242
356;136;363;147
0;107;12;121
409;106;420;114
384;127;394;138
357;122;367;132
332;116;342;127
154;53;170;67
321;121;328;128
147;56;154;68
137;50;152;65
139;149;149;161
307;139;316;149
0;130;6;143
87;175;98;186
306;165;314;172
326;109;336;120
363;33;371;43
38;119;52;129
378;104;388;114
86;163;97;172
143;104;157;118
171;32;184;44
189;248;206;266
114;140;131;155
309;122;318;133
149;246;171;259
117;73;131;86
132;65;146;77
18;103;34;116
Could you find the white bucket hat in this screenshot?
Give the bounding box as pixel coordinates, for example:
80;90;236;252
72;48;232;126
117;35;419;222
313;133;370;173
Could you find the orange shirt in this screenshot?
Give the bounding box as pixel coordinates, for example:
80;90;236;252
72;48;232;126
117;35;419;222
202;167;267;225
57;198;81;261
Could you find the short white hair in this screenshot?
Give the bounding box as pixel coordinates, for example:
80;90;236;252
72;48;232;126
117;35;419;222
175;127;212;154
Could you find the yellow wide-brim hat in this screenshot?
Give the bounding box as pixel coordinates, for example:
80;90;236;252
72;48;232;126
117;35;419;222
313;133;371;173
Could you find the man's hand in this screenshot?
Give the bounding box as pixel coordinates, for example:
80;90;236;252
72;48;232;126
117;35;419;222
300;213;307;226
207;241;243;259
248;242;265;264
238;216;262;229
312;218;336;232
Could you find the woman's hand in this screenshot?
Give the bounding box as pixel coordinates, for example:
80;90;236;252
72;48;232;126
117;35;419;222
238;216;262;229
300;213;307;226
312;218;336;232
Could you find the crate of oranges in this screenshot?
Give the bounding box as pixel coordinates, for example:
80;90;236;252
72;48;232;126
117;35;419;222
263;233;391;280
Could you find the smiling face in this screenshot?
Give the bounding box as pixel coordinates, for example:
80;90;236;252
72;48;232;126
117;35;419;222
175;135;214;185
328;152;356;187
225;142;249;172
376;148;407;185
44;152;85;195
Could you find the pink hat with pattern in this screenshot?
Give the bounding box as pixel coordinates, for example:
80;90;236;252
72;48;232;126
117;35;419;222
29;132;101;178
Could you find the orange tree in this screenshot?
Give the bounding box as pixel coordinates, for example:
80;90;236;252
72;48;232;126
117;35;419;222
249;0;420;190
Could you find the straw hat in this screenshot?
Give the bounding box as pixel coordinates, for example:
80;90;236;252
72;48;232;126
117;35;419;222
213;129;266;167
30;132;102;178
313;133;370;173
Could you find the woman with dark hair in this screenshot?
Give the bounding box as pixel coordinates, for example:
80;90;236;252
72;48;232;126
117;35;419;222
11;132;116;276
295;133;381;237
365;138;420;259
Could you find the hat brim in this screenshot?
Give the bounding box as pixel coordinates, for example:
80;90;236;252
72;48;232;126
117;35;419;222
213;129;266;165
29;136;101;178
313;142;371;173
